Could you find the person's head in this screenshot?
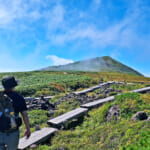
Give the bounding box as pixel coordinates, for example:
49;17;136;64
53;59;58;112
1;76;18;91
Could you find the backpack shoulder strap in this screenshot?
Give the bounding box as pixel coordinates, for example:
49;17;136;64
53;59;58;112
0;92;14;112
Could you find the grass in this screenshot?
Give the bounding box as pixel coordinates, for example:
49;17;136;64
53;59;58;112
53;99;81;118
110;84;148;92
0;71;95;96
20;110;49;137
33;93;150;150
0;71;150;149
83;72;150;83
0;71;150;97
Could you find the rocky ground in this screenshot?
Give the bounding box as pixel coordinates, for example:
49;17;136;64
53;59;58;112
26;83;122;112
25;82;150;120
56;87;121;105
26;96;55;111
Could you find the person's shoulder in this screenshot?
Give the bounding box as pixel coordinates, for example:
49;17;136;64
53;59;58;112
12;91;24;99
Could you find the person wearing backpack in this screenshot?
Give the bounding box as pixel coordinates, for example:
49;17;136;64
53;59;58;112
0;76;31;150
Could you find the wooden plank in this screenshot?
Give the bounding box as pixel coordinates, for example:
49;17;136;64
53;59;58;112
130;87;150;93
25;96;54;101
74;81;115;95
47;108;88;127
81;86;150;108
18;127;57;150
74;86;100;95
81;96;115;108
44;96;55;99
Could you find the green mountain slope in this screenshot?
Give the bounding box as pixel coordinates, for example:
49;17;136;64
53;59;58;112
36;92;150;150
41;56;143;76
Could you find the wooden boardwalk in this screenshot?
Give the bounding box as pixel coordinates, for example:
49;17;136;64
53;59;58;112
130;87;150;93
47;108;88;128
74;81;115;95
81;96;115;108
81;86;150;108
18;128;57;150
19;84;150;149
25;96;55;101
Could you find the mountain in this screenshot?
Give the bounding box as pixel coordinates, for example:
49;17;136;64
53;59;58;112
41;56;143;76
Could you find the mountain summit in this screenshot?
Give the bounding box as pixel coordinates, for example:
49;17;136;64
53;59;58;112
41;56;142;76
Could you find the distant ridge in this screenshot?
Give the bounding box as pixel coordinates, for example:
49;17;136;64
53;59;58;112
41;56;143;76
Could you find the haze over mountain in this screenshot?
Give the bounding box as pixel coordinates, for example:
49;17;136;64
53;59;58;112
41;56;143;76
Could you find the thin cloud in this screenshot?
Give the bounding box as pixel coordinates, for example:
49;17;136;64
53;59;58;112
92;0;101;9
46;55;74;66
47;0;150;53
93;0;101;5
0;0;43;28
0;0;149;75
1;0;149;51
46;3;66;41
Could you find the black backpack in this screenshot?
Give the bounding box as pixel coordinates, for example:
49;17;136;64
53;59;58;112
0;92;20;131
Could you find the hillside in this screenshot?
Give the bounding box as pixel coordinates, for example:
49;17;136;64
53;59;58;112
0;71;149;97
23;82;150;150
0;71;150;150
47;93;150;150
41;56;143;76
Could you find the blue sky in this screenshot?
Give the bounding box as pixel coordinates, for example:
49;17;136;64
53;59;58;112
0;0;150;76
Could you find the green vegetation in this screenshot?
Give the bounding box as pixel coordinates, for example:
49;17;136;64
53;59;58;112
20;110;49;137
34;93;150;150
0;71;150;150
53;99;81;118
0;71;94;96
0;71;150;97
110;84;147;92
83;72;150;83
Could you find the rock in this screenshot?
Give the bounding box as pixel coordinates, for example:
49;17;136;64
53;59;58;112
48;103;55;109
147;116;150;121
25;84;121;112
26;96;56;111
99;78;104;83
49;110;55;115
41;103;48;110
54;85;121;106
106;105;120;121
35;125;41;131
59;147;65;150
40;95;45;100
132;111;148;121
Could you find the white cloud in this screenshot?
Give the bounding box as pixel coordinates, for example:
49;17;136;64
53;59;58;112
47;0;150;52
0;0;141;50
46;55;74;66
48;20;129;47
0;0;43;28
46;3;66;42
0;0;150;73
0;0;149;52
90;0;101;10
93;0;101;5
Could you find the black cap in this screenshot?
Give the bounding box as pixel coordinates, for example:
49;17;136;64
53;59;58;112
1;76;18;89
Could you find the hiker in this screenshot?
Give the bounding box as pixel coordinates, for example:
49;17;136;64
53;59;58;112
0;76;31;150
